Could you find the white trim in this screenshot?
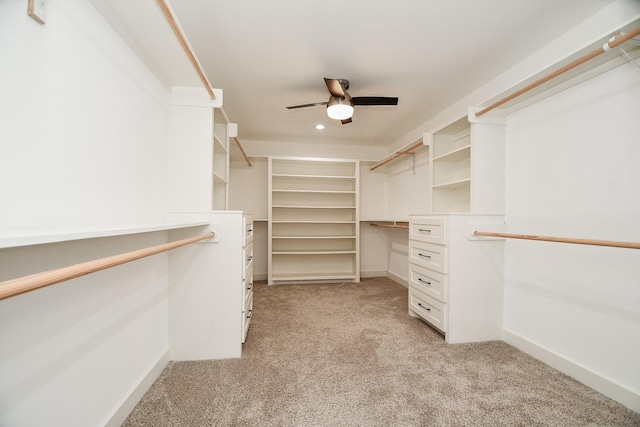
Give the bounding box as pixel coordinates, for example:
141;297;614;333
502;329;640;413
360;270;387;279
103;349;170;427
386;271;408;288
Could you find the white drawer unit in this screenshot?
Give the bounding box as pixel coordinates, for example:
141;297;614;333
408;214;504;343
242;215;254;343
169;211;255;361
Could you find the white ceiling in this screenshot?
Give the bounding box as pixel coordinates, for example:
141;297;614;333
92;0;616;147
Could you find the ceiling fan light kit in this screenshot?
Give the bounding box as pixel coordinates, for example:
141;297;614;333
326;96;354;120
286;78;398;125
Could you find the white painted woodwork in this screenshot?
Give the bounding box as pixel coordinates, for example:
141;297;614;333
409;214;505;343
169;89;230;212
428;113;506;214
268;157;360;284
168;212;251;360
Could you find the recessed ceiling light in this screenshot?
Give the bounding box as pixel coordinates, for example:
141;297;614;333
315;124;325;130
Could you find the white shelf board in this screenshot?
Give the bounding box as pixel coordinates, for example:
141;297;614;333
432;178;471;190
272;189;356;194
433;145;471;162
272;250;357;255
271;272;358;282
272;174;355;179
272;235;356;239
0;221;210;249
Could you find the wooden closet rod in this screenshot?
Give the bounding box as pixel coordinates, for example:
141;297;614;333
473;231;640;250
475;27;640;117
156;0;216;101
370;140;424;171
0;232;215;301
370;222;409;230
233;137;252;167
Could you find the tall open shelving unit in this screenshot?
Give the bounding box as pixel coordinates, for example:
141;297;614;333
212;109;229;210
428;109;506;214
431;118;471;213
268;157;360;285
168;88;232;212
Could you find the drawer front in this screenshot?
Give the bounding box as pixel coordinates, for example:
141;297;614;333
244;266;254;306
409;217;446;245
243;216;254;247
409;241;447;273
242;292;253;343
243;242;254;279
409;289;446;333
409;263;447;303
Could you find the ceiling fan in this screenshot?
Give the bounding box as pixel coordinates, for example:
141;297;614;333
286;78;398;124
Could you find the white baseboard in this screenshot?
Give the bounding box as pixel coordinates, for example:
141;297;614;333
253;273;268;282
502;329;640;413
103;349;170;427
360;271;408;288
386;271;408;288
360;270;387;279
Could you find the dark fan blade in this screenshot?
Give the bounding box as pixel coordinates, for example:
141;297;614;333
286;101;328;109
324;78;346;97
352;96;398;106
341;117;352;125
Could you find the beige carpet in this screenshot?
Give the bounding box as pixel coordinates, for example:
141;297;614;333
123;278;640;426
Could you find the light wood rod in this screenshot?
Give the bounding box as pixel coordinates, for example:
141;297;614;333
370;140;424;171
473;231;640;250
370;223;409;230
233;137;252;167
155;0;216;101
0;232;215;301
475;27;640;117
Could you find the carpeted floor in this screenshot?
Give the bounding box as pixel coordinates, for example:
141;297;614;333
123;277;640;426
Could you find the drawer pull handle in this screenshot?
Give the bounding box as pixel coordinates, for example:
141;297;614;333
247;256;253;261
247;282;253;290
417;303;431;311
248;229;253;232
418;253;431;259
418;228;432;233
247;309;253;319
418;278;431;285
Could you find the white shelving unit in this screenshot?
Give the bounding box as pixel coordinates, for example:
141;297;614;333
268;157;360;285
168;88;232;212
213;109;230;210
428;109;506;214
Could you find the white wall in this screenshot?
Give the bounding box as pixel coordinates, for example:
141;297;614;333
503;62;640;407
0;1;172;425
0;0;169;229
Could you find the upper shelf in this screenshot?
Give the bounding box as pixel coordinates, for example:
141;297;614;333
0;221;210;249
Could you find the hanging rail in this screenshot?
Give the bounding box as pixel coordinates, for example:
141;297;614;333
473;231;640;250
370;140;424;171
0;232;215;301
475;27;640;117
370;222;409;230
156;0;216;101
233;137;252;167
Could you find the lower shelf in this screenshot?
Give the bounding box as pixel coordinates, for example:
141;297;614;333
271;272;358;283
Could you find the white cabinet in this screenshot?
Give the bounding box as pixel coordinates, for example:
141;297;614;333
268;157;359;284
242;215;254;342
428;109;505;214
408;214;504;344
168;211;252;360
